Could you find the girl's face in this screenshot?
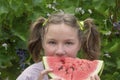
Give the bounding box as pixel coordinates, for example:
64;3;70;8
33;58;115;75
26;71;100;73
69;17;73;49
43;23;81;58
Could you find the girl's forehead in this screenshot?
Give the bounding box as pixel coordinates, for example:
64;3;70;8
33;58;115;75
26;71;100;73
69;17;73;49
47;24;77;33
44;23;79;39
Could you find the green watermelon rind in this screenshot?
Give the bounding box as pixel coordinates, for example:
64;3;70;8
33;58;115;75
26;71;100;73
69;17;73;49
43;57;104;80
98;61;104;76
85;60;104;80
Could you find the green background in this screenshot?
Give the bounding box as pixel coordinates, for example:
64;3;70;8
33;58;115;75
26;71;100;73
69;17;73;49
0;0;120;80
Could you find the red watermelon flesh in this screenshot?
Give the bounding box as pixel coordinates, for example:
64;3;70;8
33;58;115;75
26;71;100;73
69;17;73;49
43;56;104;80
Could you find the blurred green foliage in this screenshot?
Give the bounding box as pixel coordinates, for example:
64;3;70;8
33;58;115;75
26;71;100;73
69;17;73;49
0;0;120;80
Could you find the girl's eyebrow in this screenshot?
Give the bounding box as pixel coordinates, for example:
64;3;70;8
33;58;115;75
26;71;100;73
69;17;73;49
64;39;76;42
46;37;77;41
47;38;56;41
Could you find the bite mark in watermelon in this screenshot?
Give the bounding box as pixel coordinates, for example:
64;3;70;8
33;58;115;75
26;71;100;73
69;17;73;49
43;56;104;80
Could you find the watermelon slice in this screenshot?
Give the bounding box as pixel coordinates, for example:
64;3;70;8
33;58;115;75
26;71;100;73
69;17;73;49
43;56;104;80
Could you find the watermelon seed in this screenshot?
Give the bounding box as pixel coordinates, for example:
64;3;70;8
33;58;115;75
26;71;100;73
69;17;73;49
70;66;74;71
58;66;63;70
60;59;65;64
65;69;68;74
80;66;84;71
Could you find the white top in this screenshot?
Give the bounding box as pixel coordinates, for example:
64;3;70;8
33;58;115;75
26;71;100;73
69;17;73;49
16;62;49;80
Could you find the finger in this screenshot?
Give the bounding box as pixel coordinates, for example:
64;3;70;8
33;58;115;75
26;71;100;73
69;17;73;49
41;69;53;75
50;78;61;80
90;76;95;80
94;75;100;80
39;69;53;80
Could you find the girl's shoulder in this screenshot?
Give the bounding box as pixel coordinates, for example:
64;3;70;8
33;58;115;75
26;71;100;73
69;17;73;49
16;61;48;80
21;61;44;73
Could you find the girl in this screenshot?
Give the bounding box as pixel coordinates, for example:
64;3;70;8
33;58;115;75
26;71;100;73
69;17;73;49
16;12;101;80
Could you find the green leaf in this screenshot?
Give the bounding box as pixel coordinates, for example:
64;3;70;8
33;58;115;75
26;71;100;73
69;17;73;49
109;42;120;53
63;6;75;14
0;53;12;67
116;58;120;69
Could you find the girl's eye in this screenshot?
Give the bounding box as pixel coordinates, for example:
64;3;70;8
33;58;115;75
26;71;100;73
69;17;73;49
65;42;73;45
48;41;56;45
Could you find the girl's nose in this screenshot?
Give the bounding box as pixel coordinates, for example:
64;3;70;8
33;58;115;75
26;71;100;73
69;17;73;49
55;44;66;56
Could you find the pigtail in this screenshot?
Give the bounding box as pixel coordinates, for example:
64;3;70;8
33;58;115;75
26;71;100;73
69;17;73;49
28;17;45;62
82;18;101;60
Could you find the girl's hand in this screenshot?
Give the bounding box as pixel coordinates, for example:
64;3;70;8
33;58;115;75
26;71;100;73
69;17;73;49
90;75;100;80
38;69;61;80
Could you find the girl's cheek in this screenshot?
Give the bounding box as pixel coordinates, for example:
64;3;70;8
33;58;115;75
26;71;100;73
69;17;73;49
44;47;56;56
66;47;78;57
